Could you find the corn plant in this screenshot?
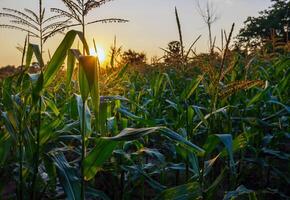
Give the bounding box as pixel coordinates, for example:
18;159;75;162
0;2;289;200
51;0;128;54
0;0;71;60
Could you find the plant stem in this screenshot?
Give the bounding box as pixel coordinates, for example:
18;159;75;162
31;98;42;200
39;0;43;59
211;23;235;117
199;156;205;199
218;23;235;81
19;118;23;200
141;176;145;200
175;7;184;58
185;101;189;181
82;0;86;55
81;100;86;200
120;157;124;199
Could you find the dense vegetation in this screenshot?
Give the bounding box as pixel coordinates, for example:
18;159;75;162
0;0;289;199
237;0;290;49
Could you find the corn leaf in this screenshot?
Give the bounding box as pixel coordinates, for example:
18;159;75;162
44;30;89;87
104;127;205;155
83;138;118;181
50;153;81;200
25;43;44;68
154;182;201;200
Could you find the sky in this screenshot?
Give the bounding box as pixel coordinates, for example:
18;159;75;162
0;0;272;67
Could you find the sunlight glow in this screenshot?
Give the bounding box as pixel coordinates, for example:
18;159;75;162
90;46;106;63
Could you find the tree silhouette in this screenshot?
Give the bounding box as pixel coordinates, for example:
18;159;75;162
121;49;146;65
164;41;182;65
237;0;290;49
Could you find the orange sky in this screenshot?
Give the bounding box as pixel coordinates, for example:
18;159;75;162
0;0;272;67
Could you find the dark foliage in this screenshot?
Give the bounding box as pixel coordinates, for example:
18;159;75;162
237;0;290;49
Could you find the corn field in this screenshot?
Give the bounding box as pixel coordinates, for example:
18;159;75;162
0;0;289;200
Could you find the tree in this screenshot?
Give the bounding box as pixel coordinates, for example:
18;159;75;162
121;49;146;65
163;41;182;65
237;0;290;49
196;0;219;54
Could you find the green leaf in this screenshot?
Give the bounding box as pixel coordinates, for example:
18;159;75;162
43;96;60;116
50;153;81;200
181;75;203;101
267;99;290;113
176;146;199;175
43;155;57;192
1;112;17;140
137;147;165;163
215;134;234;168
193;106;229;132
79;64;90;102
98;101;110;135
90;75;100;125
78;54;100;110
44;30;89;87
86;187;110;200
247;88;270;107
261;147;290;160
141;170;166;192
205;168;226;199
152;73;165;98
231;133;247;154
32;71;44;104
25;43;33;69
25;43;44;68
203;135;220;154
66;49;80;89
223;185;254;200
163;73;176;97
193;106;209;129
160;128;205;155
76;95;91;136
40;118;62;146
274;56;290;76
2;77;13;110
89;55;101;127
204;134;235;173
104;127;205;155
79;56;97;90
0;132;12;165
83;138;117;181
115;63;129;80
154;182;201;200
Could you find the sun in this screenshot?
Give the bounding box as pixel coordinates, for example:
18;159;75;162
90;46;106;63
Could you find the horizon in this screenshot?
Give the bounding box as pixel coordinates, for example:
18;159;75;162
0;0;272;67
